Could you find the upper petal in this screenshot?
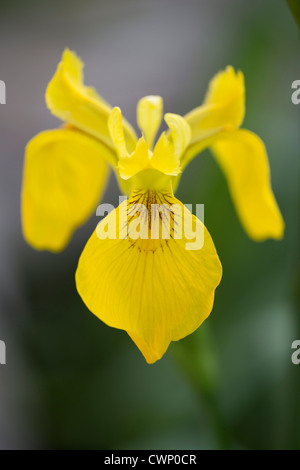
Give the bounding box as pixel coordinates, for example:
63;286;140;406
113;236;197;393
185;66;245;144
211;129;284;241
150;132;181;176
137;95;163;150
45;49;137;153
180;66;245;170
22;127;112;252
118;137;150;180
164;113;191;159
149;113;190;177
75;191;222;363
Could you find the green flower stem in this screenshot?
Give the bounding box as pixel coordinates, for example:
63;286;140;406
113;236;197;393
171;324;232;449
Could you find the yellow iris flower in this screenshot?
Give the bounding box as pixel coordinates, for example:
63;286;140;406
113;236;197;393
21;49;284;363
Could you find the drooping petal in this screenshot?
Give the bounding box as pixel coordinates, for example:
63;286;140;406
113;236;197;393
211;129;284;241
22;127;113;252
137;95;163;150
46;49;137;153
181;66;245;169
76;190;222;363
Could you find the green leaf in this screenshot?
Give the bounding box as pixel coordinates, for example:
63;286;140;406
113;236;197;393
287;0;300;35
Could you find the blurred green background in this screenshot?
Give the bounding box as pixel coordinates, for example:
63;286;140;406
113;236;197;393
0;0;299;449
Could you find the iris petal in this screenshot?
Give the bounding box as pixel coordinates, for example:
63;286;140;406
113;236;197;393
212;129;284;241
185;66;245;146
151;133;181;176
164;113;191;160
76;190;222;363
22;127;112;252
118;137;150;180
137;95;163;150
180;66;245;171
46;49;137;153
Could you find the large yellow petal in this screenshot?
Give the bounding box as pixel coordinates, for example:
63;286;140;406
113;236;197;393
76;190;222;363
46;49;137;154
22;127;112;252
211;129;284;241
